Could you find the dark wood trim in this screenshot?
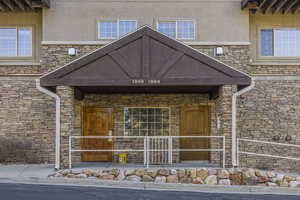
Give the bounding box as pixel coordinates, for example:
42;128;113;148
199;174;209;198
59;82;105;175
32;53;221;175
108;51;133;79
242;0;300;14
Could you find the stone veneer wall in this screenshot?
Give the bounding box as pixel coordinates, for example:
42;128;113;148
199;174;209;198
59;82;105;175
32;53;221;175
1;43;300;172
0;77;55;163
237;79;300;173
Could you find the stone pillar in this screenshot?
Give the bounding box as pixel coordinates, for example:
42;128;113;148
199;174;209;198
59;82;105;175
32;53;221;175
216;85;237;168
57;86;75;169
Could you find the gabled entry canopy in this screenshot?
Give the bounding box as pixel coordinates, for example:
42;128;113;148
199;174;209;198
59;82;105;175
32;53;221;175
41;26;251;96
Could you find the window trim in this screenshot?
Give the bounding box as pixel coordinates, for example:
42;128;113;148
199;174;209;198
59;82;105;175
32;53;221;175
0;26;33;59
156;19;196;40
257;26;300;62
123;107;171;137
97;20;138;40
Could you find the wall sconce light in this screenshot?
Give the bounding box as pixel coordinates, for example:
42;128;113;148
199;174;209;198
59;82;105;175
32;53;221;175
68;48;77;56
215;47;224;56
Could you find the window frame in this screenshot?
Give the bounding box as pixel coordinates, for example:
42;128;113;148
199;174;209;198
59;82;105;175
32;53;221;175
0;26;33;59
257;26;300;61
123;107;171;137
97;20;138;40
157;19;196;40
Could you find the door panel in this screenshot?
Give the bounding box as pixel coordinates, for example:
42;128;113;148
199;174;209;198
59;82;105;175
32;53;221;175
81;107;113;162
180;106;210;161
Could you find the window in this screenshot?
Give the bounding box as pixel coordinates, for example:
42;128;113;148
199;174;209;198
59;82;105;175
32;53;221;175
261;29;300;57
124;107;170;136
0;27;32;57
98;20;137;39
158;20;195;40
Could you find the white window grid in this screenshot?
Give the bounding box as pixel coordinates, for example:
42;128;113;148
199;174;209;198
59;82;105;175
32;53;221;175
0;27;32;57
260;28;300;57
124;107;171;137
98;20;137;39
157;20;196;40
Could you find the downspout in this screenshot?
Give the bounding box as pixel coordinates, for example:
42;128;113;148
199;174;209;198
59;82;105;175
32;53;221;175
232;77;255;167
36;79;61;170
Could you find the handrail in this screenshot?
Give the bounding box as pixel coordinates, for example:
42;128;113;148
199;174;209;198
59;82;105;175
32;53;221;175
69;136;225;169
237;138;300;167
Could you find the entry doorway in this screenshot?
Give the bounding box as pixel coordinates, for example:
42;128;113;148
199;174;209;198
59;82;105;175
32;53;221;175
180;106;210;161
81;107;113;162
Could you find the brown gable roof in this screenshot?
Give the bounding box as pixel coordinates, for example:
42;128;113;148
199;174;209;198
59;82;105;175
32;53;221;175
40;26;251;89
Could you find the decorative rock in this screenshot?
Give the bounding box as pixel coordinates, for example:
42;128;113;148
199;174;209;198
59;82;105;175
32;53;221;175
102;174;115;180
135;169;145;177
243;177;257;185
208;169;217;176
188;169;197;178
66;174;76;178
145;170;157;177
289;181;300;188
217;169;229;179
196;169;209;180
70;169;82;175
170;169;177;175
284;175;296;182
255;170;266;177
91;170;102;177
279;181;289;187
54;173;63;178
243;168;256;178
204;175;218;185
109;169;119;176
296;177;300;182
218;179;231;185
192;177;204;184
74;174;87;178
266;182;277;187
229;172;243;185
167;175;179;183
126;175;141;182
155;176;166;183
117;170;125;181
158;169;169;176
257;176;269;183
266;172;276;178
142;175;154;182
177;169;186;178
82;169;93;176
125;170;135;176
180;177;193;184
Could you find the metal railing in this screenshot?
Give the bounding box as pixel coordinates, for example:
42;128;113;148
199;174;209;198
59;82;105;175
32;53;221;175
237;138;300;167
69;135;226;169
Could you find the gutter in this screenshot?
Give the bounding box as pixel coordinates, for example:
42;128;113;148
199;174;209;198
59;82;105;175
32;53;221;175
232;78;255;167
36;79;61;170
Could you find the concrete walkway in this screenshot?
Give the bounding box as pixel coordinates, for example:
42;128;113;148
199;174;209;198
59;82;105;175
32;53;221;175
0;164;300;196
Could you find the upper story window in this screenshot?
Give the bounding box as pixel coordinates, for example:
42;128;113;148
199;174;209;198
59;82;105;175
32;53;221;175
98;20;137;39
261;29;300;57
158;20;195;40
0;27;32;57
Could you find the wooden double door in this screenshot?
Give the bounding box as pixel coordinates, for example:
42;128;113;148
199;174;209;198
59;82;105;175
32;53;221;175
81;107;113;162
180;106;210;161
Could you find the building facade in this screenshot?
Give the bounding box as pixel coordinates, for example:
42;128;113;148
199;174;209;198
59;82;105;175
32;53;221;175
1;0;300;172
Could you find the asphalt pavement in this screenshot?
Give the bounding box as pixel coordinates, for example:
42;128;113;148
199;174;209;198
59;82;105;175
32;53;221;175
1;183;300;200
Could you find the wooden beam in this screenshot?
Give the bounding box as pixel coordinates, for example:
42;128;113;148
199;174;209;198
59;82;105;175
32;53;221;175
258;0;269;9
0;2;7;11
2;0;15;11
283;0;300;14
24;0;32;9
32;0;49;8
13;0;25;11
292;1;300;14
273;0;289;14
263;0;279;14
241;0;249;9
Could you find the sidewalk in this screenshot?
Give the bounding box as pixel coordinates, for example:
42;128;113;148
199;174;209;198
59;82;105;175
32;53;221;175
0;164;300;196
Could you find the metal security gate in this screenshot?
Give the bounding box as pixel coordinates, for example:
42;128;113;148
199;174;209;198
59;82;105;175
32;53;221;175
146;137;172;165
